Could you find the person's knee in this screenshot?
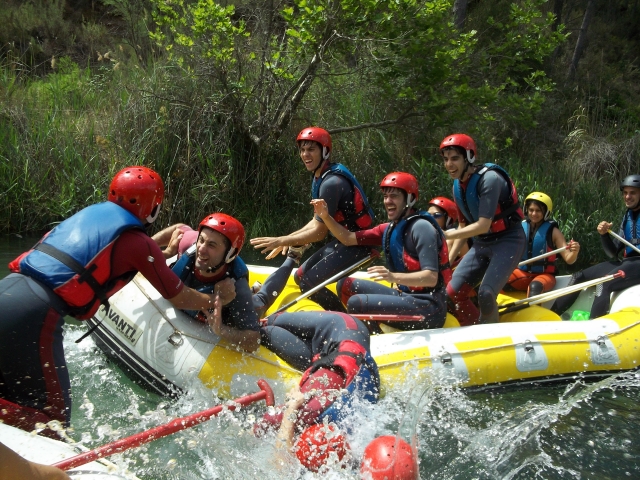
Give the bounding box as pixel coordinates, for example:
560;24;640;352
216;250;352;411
447;282;474;302
477;284;497;313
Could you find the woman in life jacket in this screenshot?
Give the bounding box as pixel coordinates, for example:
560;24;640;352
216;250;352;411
427;196;471;267
505;192;580;297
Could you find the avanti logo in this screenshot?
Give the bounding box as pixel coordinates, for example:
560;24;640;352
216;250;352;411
99;305;143;346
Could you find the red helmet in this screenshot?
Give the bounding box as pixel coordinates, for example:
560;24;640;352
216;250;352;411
360;435;418;480
108;166;164;223
198;213;245;263
380;172;419;207
295;423;350;472
428;197;458;221
440;133;477;163
297;127;332;160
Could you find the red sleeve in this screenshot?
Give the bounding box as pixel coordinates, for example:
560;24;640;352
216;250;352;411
355;223;387;246
111;230;184;299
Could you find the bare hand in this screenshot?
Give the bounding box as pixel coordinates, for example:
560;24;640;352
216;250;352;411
310;199;329;219
597;221;612;235
367;265;394;283
250;237;287;258
203;293;222;336
214;277;236;305
163;228;184;259
568;239;581;253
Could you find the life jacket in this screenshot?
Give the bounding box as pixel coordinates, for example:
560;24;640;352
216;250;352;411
382;211;452;293
9;202;144;319
311;163;375;231
621;209;640;257
452;163;523;237
519;219;558;273
171;245;249;320
300;340;380;425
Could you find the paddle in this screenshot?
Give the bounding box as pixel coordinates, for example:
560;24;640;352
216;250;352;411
52;380;274;471
273;250;380;314
352;314;425;322
608;229;640;256
518;245;570;267
499;270;625;315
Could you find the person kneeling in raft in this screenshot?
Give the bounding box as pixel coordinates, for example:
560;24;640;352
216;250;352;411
504;192;580;298
312;172;451;332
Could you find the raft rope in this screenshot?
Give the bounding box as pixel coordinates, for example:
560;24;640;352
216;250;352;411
130;276;301;373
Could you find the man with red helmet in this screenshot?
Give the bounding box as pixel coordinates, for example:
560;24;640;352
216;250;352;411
440;134;526;325
311;172;451;331
250;127;375;312
155;213;261;352
0;167;223;435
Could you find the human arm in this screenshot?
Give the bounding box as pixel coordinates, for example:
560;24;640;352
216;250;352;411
597;220;623;258
151;223;188;247
310;199;358;246
0;442;71;480
367;266;439;288
447;237;467;263
250;219;328;258
552;228;580;265
203;281;261;352
275;387;307;451
444;217;493;240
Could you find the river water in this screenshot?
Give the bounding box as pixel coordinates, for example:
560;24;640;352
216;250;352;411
1;234;639;479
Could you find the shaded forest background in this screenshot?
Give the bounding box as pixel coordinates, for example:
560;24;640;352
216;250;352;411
1;0;639;269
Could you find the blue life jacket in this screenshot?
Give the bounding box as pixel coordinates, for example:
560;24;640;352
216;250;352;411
452;163;523;237
621;209;640;257
519;220;558;273
382;211;452;293
311;163;375;230
171;247;249;318
9;202;144;319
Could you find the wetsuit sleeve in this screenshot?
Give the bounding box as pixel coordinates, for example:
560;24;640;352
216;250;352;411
111;230;184;299
476;170;507;220
600;220;625;259
315;175;353;224
355;224;387;246
223;277;260;331
406;220;440;272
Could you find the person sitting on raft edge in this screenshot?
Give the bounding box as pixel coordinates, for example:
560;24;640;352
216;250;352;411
552;175;640;319
504;191;580;298
440;133;526;325
312;171;451;332
250;127;375;313
151;213;260;352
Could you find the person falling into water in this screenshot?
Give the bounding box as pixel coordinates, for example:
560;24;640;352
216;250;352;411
504;192;580;297
552;175;640;319
250;127;375;312
312;172;452;331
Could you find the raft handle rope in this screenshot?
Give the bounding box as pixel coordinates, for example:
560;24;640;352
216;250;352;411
128;276;300;373
377;315;640;370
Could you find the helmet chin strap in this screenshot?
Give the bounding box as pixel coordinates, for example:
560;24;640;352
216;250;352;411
312;157;329;177
205;247;237;273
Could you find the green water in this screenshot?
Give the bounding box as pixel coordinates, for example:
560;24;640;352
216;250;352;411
1;235;639;479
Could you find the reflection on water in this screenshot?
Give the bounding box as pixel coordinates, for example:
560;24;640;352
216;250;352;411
1;235;640;479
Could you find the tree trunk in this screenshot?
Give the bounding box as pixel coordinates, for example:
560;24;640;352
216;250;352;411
552;0;564;31
568;0;597;80
453;0;469;30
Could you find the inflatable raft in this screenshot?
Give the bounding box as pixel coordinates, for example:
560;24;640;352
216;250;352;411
87;266;640;399
0;423;137;479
